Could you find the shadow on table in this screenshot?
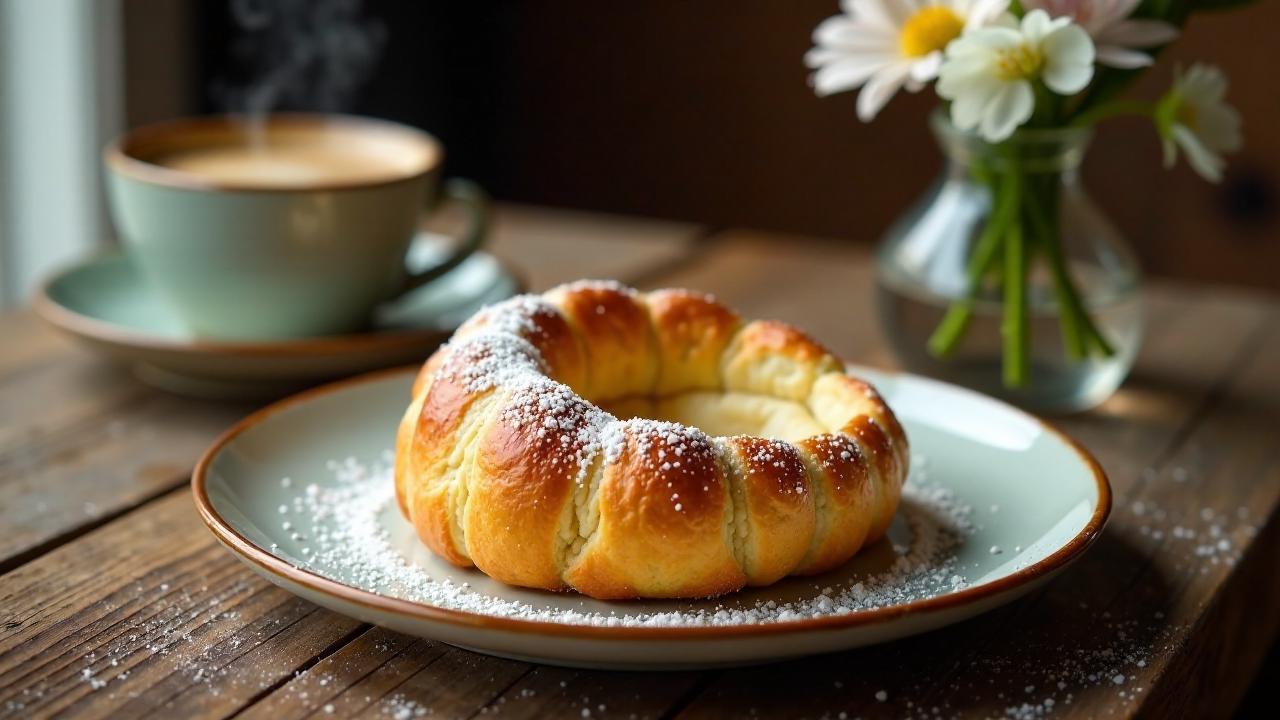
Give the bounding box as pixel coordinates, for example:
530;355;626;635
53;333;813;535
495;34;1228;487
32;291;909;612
681;526;1176;718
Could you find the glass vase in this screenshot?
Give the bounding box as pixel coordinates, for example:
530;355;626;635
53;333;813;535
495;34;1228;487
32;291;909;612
875;112;1143;413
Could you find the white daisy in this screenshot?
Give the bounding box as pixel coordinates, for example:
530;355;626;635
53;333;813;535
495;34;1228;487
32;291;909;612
1022;0;1178;68
806;0;1010;121
936;10;1095;142
1156;64;1242;183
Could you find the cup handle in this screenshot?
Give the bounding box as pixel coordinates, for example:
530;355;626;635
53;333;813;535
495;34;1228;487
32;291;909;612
400;178;491;293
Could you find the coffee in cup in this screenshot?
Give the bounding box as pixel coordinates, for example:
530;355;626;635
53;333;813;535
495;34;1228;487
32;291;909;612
104;114;488;340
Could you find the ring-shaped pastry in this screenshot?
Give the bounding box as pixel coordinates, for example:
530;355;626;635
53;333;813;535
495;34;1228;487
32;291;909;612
395;281;908;599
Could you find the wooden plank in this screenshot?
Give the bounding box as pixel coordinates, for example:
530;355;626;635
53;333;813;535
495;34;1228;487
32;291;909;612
0;312;67;378
233;626;529;720
470;665;707;720
423;202;707;291
644;231;889;366
1119;316;1280;719
0;205;706;574
0;354;253;574
0;492;366;719
239;620;707;720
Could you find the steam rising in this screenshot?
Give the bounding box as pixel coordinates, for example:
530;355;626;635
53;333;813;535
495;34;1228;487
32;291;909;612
214;0;386;144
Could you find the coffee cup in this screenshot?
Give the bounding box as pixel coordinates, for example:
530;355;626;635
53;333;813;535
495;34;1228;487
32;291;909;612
104;113;488;340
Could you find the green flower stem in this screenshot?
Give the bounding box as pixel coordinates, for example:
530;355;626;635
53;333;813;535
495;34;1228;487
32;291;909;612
1024;174;1116;359
1023;177;1086;359
1002;216;1029;388
926;169;1018;358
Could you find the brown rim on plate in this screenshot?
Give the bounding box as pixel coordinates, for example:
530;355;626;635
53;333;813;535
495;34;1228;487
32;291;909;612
105;113;442;194
32;252;528;359
191;365;1112;640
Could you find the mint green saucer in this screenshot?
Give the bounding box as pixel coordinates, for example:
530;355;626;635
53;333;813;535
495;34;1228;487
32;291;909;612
35;234;520;398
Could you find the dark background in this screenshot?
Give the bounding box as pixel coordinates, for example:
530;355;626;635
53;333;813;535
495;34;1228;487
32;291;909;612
124;1;1279;290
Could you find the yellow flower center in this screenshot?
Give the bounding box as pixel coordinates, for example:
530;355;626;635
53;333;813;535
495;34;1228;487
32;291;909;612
899;7;965;58
995;44;1044;81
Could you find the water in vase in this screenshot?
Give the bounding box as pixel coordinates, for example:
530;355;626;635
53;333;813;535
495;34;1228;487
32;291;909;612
877;263;1143;413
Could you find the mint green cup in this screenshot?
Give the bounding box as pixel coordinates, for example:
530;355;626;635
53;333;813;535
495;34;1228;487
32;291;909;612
104;114;488;340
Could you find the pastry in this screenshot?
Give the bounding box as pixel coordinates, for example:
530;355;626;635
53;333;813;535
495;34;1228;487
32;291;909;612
395;280;908;599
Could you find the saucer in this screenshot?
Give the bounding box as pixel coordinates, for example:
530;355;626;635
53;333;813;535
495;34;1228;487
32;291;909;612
35;233;521;398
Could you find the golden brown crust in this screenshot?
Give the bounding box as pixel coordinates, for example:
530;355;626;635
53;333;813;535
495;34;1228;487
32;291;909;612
393;391;427;518
406;370;479;567
841;415;902;543
410;347;447;400
564;421;744;599
792;433;876;575
721;320;842;401
396;282;909;599
719;435;816;586
545;281;657;401
645;289;742;395
466;380;602;590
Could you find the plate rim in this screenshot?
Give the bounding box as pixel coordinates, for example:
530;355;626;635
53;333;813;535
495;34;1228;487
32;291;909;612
192;365;1112;640
33;251;526;359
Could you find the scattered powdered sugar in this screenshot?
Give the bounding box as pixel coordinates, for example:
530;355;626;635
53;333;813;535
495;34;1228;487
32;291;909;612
382;693;433;718
275;453;974;628
1130;498;1253;570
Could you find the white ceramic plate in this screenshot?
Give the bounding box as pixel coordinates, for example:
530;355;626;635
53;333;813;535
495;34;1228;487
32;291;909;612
35;233;521;398
194;367;1109;669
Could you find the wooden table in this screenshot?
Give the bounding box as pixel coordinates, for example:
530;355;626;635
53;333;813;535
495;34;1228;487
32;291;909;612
2;205;1277;719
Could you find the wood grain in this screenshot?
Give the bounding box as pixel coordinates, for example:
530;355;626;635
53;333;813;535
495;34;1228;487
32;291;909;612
1;220;1277;719
0;492;364;719
0;353;252;574
647;231;889;366
423;202;708;292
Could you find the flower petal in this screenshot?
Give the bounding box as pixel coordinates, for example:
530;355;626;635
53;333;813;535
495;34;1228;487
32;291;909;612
948;76;1002;130
965;0;1012;29
979;80;1034;141
1110;0;1144;23
1095;45;1154;69
1096;20;1179;49
954;26;1022;54
812;56;894;96
813;17;897;53
909;51;944;83
1042;24;1095;94
1021;9;1070;44
842;0;902;33
857;62;912;120
1181;64;1229;104
1196;103;1243;153
1174;125;1225;183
